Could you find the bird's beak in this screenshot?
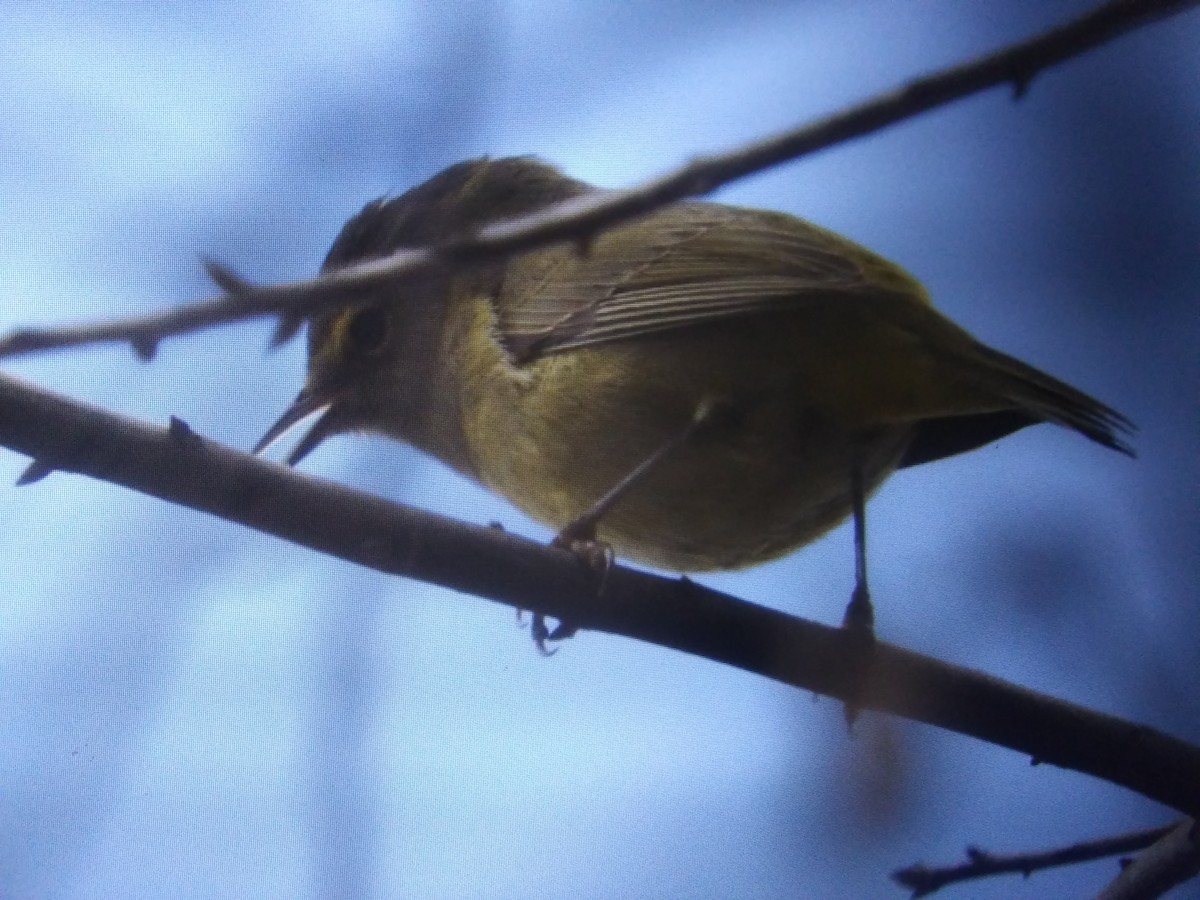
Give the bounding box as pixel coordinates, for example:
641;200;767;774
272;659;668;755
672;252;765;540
254;386;340;466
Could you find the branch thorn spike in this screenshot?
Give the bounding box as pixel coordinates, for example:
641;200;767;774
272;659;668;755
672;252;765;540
202;256;255;296
167;415;204;450
269;314;305;349
15;458;55;486
131;336;158;362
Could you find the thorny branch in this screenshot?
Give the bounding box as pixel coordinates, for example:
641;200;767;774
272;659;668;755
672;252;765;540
893;822;1179;897
0;373;1198;820
0;0;1194;361
1097;820;1200;900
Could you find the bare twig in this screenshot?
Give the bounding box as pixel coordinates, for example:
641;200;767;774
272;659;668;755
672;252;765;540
1098;820;1200;900
0;370;1198;816
0;0;1194;361
893;823;1177;897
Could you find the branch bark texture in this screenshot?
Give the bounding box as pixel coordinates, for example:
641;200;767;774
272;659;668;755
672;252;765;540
0;372;1197;816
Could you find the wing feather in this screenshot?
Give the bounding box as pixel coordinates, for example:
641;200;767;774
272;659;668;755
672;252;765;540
493;201;915;362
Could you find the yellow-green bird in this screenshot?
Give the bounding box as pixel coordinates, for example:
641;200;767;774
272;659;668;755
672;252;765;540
257;157;1133;641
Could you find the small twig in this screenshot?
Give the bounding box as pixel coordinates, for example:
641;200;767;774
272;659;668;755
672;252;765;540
894;823;1178;897
1098;819;1200;900
0;0;1193;361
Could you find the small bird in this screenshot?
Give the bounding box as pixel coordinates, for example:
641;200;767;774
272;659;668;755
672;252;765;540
256;156;1133;643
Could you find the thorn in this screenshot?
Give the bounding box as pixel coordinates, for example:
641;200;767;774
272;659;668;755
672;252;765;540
16;458;55;486
202;256;255;295
167;415;204;450
675;573;705;603
1010;70;1032;100
269;314;304;349
130;336;158;361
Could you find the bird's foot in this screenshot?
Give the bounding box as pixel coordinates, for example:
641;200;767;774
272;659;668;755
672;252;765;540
552;520;615;595
841;583;877;728
528;612;579;656
517;522;613;655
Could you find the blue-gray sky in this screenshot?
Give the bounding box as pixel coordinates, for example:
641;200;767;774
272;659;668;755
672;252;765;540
1;3;1197;898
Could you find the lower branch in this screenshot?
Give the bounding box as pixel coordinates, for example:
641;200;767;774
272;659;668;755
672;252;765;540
0;371;1198;815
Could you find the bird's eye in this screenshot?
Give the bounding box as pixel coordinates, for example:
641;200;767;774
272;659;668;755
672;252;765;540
344;306;389;356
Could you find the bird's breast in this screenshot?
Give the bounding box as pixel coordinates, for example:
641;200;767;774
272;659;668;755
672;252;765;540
457;310;913;571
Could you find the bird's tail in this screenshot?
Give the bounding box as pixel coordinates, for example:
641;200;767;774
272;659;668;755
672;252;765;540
967;340;1135;457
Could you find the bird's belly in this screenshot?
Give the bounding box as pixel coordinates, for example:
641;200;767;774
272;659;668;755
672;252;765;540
602;433;906;571
461;321;914;572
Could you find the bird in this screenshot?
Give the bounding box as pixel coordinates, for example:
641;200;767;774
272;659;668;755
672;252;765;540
254;156;1134;645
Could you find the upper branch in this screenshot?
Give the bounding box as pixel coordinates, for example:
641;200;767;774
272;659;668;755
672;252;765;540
0;0;1195;361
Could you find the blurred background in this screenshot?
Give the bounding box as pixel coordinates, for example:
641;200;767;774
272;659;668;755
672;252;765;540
1;2;1197;897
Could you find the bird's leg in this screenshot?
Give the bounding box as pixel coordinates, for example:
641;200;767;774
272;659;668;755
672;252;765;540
533;402;718;652
554;401;717;564
553;426;690;557
841;460;876;726
841;462;875;638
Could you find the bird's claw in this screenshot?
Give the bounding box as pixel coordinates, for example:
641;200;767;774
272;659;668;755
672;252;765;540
841;583;876;643
516;523;612;655
529;612;578;656
840;584;878;728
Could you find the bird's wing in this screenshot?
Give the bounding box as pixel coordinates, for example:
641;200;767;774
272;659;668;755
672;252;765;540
492;202;923;363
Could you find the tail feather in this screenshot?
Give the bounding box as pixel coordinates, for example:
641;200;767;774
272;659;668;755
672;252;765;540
970;341;1136;457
